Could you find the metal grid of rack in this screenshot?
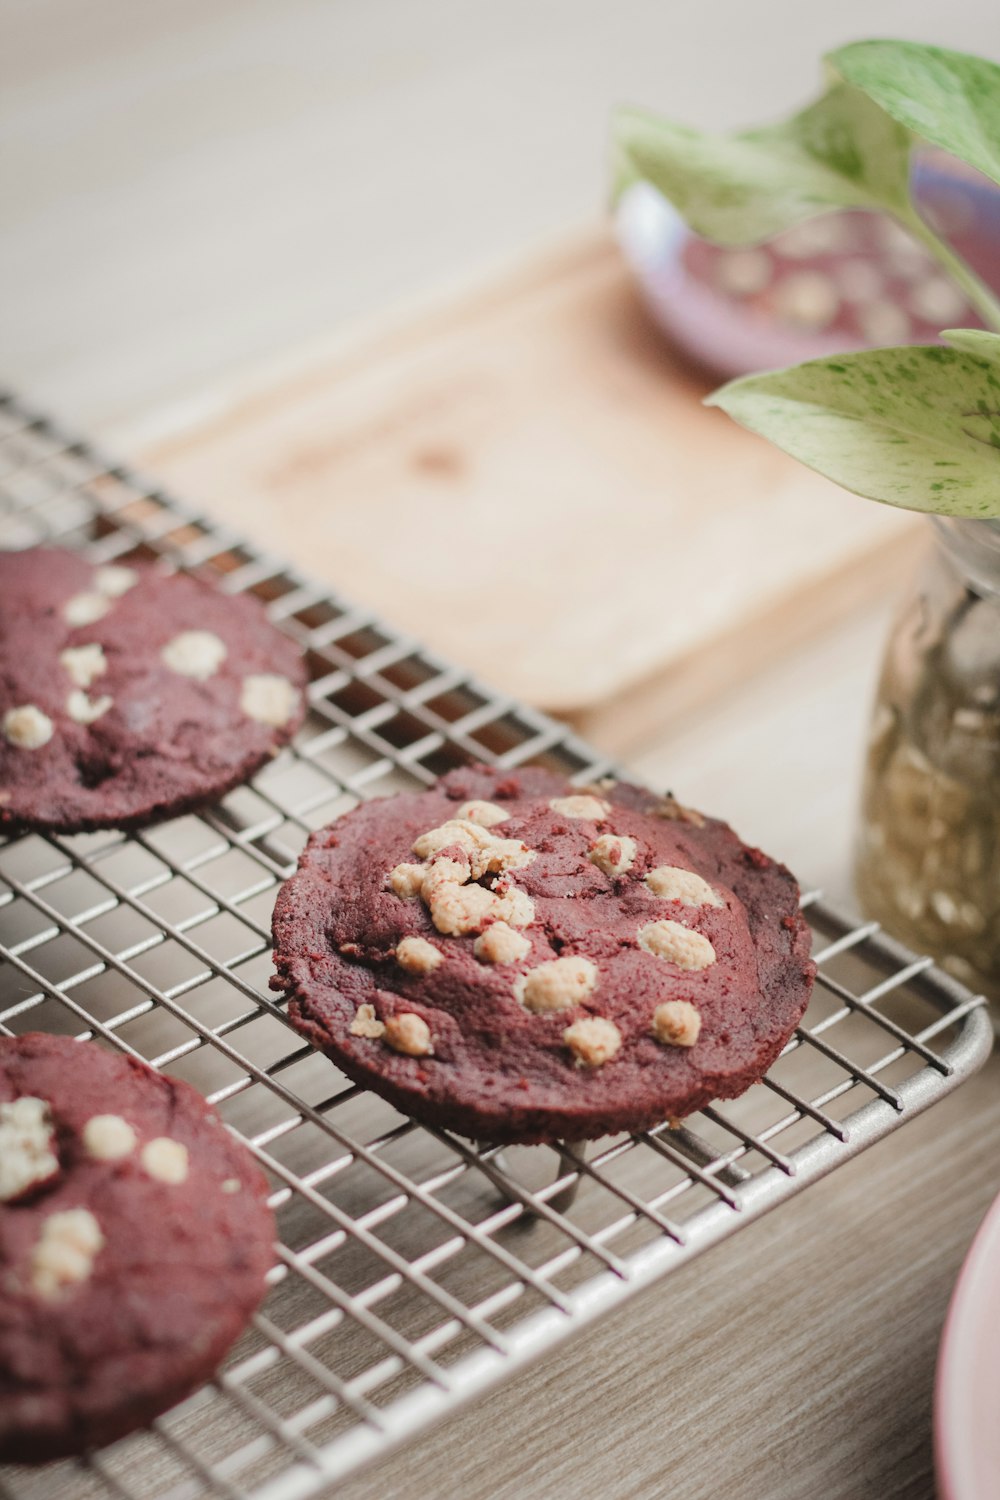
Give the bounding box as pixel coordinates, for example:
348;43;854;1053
0;391;992;1500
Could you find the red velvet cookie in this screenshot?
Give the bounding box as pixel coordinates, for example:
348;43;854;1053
0;1034;274;1464
0;547;306;833
271;766;816;1144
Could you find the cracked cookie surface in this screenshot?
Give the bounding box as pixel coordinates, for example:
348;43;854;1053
0;1033;274;1463
0;547;306;832
272;766;816;1144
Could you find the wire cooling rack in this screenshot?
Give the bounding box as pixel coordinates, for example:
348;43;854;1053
0;390;992;1500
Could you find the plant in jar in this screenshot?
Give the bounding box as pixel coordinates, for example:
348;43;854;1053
612;40;1000;999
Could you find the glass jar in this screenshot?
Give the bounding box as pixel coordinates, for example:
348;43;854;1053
855;517;1000;1003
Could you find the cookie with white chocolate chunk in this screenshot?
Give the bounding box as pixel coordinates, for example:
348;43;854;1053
272;765;815;1145
0;1032;273;1463
0;547;306;832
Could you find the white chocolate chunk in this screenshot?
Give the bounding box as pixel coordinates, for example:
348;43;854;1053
0;1098;58;1201
59;644;107;689
81;1114;138;1162
395;935;444;974
426;880;504;936
30;1209;104;1300
94;564;138;598
66;689;112;725
651;1000;702;1048
241;673;298;727
589;834;637;878
773;270;839;330
857;302;911;345
412;820;534;878
564;1017;622;1068
910;275;968;325
3;704;54;750
427;879;534;936
141;1137;189;1184
644;866;723;908
454;800;509;828
638;919;716;971
548;795;610;821
474;922;531;965
516;956;598;1014
221;1178;243;1194
384;1013;433;1057
389;862;426;898
713;247;772;296
64;592;110;627
350;1003;386;1039
499;886;536;930
420;854;471;898
161;630;227;681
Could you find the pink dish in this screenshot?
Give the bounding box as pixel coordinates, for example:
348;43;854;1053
935;1188;1000;1500
616;155;1000;381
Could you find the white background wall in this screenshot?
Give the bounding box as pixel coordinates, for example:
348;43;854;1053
3;0;999;432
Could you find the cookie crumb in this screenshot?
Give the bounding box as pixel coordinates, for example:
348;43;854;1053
141;1138;190;1184
161;630;228;681
389;862;425;898
81;1114;138;1162
0;1097;58;1201
3;704;54;750
548;795;609;821
30;1209;105;1301
638;919;716;971
645;866;723;908
589;834;637;877
474;922;531;965
59;644;107;689
564;1017;622;1068
63;592;111;627
395;936;444;974
516;955;598;1013
384;1013;433;1056
455;800;509;827
66;689;113;725
651;1000;702;1048
94;565;139;598
241;673;299;727
350;1003;386;1039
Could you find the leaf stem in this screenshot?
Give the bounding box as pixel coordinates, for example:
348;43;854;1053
898;205;1000;334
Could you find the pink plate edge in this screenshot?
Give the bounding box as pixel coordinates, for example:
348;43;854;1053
935;1186;1000;1500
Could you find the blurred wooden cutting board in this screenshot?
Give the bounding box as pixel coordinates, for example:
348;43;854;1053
138;227;921;755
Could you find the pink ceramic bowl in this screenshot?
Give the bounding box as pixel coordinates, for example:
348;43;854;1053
615;156;999;381
935;1188;1000;1500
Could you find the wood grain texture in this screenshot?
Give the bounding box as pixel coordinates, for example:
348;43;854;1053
336;1056;1000;1500
138;230;917;738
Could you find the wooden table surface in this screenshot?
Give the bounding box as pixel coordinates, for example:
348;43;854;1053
339;1059;1000;1500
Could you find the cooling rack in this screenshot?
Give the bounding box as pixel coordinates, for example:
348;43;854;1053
0;390;992;1500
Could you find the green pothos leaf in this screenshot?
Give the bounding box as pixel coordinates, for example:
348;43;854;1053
832;39;1000;190
611;79;913;244
706;337;1000;518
